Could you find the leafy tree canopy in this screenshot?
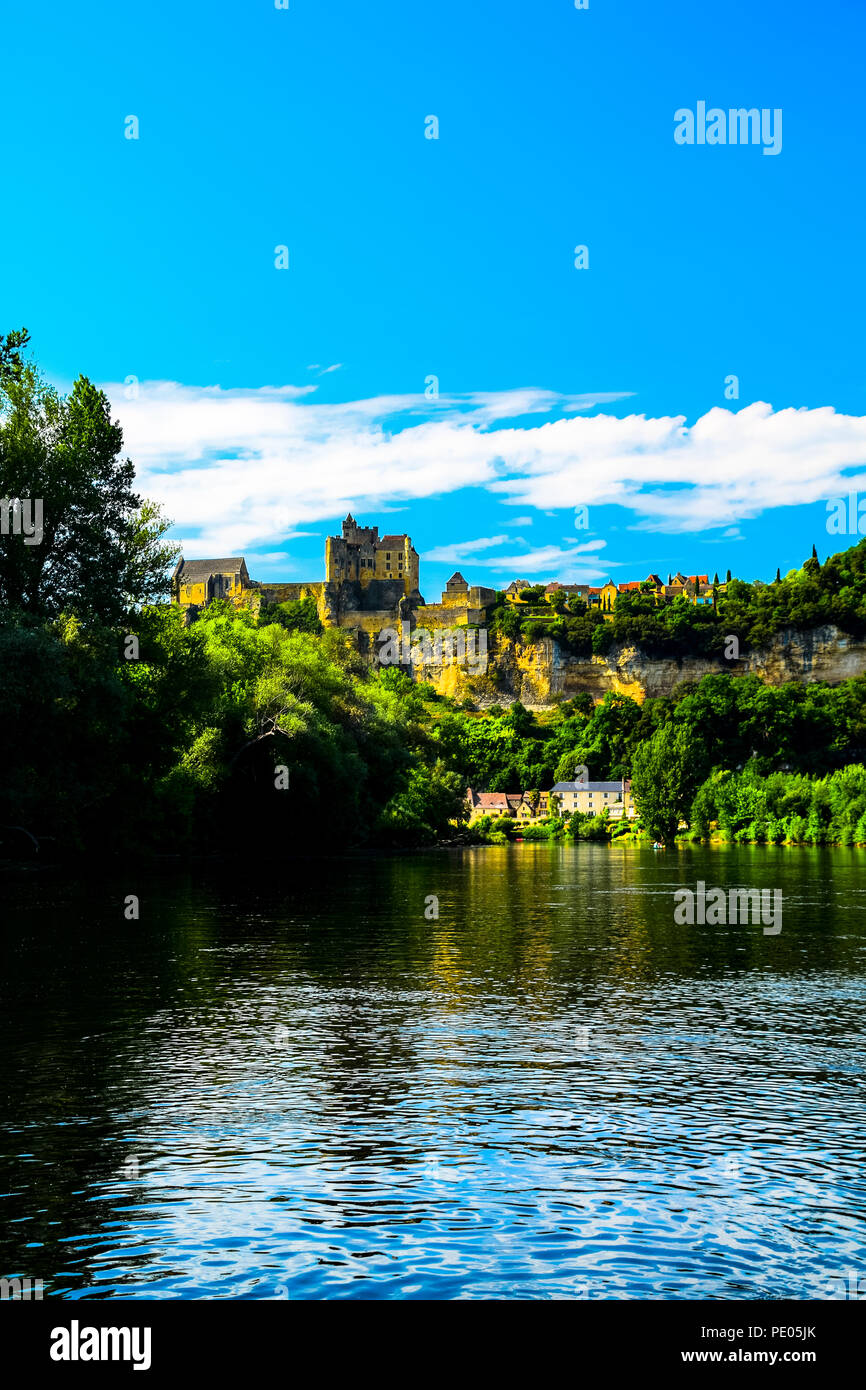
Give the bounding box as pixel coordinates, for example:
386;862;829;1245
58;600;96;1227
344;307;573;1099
0;331;177;622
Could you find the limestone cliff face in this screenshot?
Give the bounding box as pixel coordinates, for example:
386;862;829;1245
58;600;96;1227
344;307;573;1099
411;625;866;708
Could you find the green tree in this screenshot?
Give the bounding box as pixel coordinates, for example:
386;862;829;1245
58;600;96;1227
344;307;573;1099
258;595;323;634
490;813;516;840
549;588;567;613
631;722;701;843
376;759;467;845
0;327;31;383
0;342;177;621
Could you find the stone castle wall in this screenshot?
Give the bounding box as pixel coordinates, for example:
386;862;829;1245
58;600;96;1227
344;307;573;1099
254;582;325;606
419;603;490;628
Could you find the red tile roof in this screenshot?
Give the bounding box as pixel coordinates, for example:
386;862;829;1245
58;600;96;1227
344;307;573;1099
468;790;511;810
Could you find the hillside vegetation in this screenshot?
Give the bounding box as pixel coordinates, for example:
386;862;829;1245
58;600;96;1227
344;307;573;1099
490;542;866;657
4;330;866;853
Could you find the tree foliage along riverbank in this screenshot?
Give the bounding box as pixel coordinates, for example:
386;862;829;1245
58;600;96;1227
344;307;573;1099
5;592;866;853
5;330;866;854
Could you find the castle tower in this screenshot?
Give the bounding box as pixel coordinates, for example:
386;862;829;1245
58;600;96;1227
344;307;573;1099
325;515;419;597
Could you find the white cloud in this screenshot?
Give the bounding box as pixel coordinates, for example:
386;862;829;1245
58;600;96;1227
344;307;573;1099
424;537;609;578
463;541;610;577
504;514;533;526
422;535;513;562
104;381;866;555
487;404;866;532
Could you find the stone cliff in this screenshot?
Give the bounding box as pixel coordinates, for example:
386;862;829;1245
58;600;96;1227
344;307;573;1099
410;625;866;708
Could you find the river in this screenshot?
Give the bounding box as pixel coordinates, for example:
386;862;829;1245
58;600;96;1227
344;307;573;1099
1;843;864;1299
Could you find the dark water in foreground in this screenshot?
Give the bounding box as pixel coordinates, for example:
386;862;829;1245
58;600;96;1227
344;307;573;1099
1;844;864;1301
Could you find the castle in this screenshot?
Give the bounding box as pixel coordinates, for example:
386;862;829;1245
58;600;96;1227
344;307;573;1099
172;515;731;649
172;515;496;648
325;515;420;596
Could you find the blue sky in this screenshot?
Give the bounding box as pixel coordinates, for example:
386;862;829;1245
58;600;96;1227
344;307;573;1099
3;0;866;598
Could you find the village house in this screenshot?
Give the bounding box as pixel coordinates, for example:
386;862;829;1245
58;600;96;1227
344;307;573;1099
504;579;534;602
550;776;637;820
656;572;723;606
505;580;604;608
502;572;729;621
596;573;725;619
465;789;551;824
466;775;636;825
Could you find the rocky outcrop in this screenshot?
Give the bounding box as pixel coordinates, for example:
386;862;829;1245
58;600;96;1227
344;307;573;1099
412;625;866;708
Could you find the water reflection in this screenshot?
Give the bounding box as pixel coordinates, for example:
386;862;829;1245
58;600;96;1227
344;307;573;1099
1;845;864;1299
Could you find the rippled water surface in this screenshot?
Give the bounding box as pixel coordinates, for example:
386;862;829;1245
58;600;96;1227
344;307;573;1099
2;844;865;1299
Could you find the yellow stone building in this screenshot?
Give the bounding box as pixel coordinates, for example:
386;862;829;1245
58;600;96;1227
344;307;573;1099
325;514;420;597
465;790;551;823
551;776;637;820
172;516;421;620
172;557;252;608
171;517;496;641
